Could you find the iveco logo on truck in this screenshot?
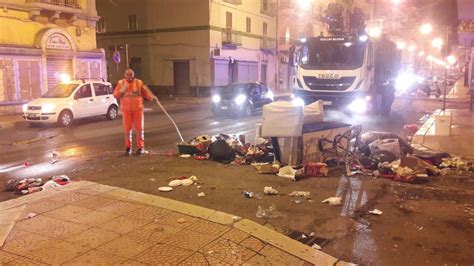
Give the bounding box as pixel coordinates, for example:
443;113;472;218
317;73;339;79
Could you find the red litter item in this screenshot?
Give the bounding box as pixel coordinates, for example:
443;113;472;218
24;161;30;167
178;176;187;180
193;155;207;161
304;162;329;177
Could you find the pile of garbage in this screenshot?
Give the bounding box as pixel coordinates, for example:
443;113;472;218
5;175;71;195
178;134;275;165
357;131;474;183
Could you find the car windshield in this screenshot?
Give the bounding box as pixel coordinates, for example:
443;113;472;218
222;83;249;95
41;84;78;98
300;37;366;70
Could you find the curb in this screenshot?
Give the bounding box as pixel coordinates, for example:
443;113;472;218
0;181;342;265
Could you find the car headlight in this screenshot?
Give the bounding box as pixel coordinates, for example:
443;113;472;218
234;94;247;105
41;103;56;113
22;104;28;113
265;91;274;100
291;97;305;106
212;95;221;103
347;98;367;113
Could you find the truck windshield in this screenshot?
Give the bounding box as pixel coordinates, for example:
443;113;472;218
300;39;366;70
42;84;77;98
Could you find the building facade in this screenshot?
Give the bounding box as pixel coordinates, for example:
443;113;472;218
97;0;277;96
0;0;104;107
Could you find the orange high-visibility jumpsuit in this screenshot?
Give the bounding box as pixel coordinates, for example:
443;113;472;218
114;79;153;149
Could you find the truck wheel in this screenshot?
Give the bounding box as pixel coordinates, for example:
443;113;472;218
58;110;73;127
106;105;118;120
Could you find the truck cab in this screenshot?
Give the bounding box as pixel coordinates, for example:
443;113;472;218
293;35;399;114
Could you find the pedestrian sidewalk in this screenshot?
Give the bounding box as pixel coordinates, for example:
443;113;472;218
446;80;471;99
0;181;343;265
412;108;474;157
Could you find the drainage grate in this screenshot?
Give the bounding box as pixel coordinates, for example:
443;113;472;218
286;230;332;248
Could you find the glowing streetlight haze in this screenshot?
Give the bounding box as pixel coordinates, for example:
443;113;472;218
432;38;443;49
420;23;433;35
297;0;311;10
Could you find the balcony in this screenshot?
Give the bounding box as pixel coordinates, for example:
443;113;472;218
222;0;242;5
26;0;81;9
260;37;276;52
221;29;242;48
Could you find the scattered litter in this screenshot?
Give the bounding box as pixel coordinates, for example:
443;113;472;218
23;161;30;167
232;216;240;222
207;250;214;255
311;243;322;250
256;204;285;218
322;197;342;206
180;154;192;158
197;185;202;189
50;159;59;164
197;192;205;197
368;209;383;215
177;218;187;223
277;166;297;180
158;186;173;192
309;232;315;237
243;191;254;198
291;199;305;204
181;179;193;186
252;163;280;174
289;191;311;197
51;151;59;158
264;186;279;195
304;162;329;177
168;180;183;187
301;234;307;239
42;180;61;190
27;213;37;219
189;175;198;182
149;178;156;182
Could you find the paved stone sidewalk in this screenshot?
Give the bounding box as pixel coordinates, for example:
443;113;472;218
0;181;343;265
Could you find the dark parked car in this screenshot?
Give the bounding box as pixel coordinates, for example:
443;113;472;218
211;82;274;117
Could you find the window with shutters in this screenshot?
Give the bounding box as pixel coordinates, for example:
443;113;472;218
97;18;106;33
246;17;251;33
263;22;268;36
128;15;137;31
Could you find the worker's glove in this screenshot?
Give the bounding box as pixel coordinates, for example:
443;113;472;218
119;84;127;94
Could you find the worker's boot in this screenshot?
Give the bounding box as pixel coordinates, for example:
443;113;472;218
124;147;132;156
136;148;146;155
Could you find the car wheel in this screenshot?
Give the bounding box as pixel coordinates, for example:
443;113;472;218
106;105;118;120
58;110;73;127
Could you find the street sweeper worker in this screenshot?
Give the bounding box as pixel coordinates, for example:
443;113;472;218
114;68;156;156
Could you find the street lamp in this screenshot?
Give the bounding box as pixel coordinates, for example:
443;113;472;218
447;55;456;65
420;23;433;35
297;0;311;10
396;41;406;50
367;27;382;38
432;38;443;49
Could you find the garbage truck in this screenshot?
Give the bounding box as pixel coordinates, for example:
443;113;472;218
292;34;400;115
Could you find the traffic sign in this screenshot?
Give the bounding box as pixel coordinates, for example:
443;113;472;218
113;51;121;64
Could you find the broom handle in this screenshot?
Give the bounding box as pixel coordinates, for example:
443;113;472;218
143;85;185;143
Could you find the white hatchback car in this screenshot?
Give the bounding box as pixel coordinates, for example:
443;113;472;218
22;80;119;127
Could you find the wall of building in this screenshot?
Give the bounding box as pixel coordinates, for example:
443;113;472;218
96;0;212;95
209;0;277;91
0;0;102;106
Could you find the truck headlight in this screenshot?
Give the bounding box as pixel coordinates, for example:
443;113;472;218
212;95;221;103
41;103;56;113
234;94;247;105
291;97;305;106
22;104;28;113
348;98;367;113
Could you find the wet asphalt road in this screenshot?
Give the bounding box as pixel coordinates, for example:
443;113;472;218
1;97;473;265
